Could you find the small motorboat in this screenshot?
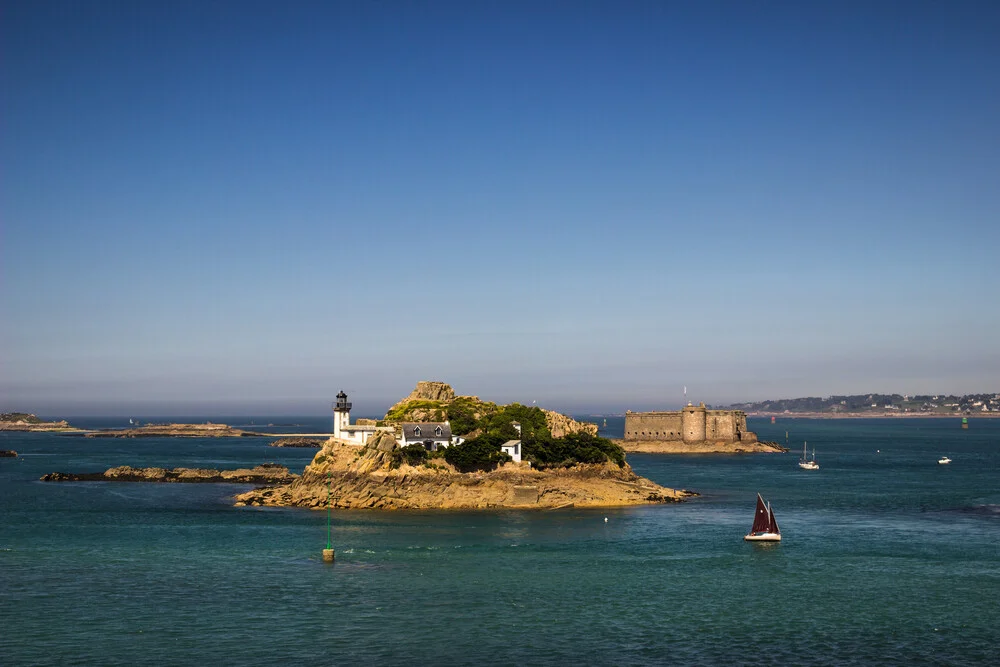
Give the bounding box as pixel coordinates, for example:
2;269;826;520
938;457;952;465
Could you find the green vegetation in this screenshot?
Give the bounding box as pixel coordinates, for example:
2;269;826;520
398;444;428;467
385;400;446;421
385;393;618;472
1;412;44;423
445;397;482;436
524;432;625;468
442;402;623;472
444;437;512;472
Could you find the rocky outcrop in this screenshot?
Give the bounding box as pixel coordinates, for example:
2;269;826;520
41;464;297;484
615;439;788;454
234;438;695;510
543;409;598;438
269;437;323;448
85;423;264;438
403;381;456;403
0;415;75;432
384;382;598;438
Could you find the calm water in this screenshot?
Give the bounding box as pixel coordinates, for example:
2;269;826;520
2;417;998;665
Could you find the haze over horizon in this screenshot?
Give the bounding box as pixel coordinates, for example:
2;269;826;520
3;1;999;417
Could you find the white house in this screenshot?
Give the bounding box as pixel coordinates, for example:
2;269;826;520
500;439;522;463
399;422;454;451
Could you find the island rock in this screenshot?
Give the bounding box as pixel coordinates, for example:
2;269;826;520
85;423;264;438
41;464;298;484
234;436;693;510
269;437;323;448
0;412;76;432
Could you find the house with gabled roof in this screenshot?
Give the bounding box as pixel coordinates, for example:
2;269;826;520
399;422;454;451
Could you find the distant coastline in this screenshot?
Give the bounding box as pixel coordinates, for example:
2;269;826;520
747;412;1000;419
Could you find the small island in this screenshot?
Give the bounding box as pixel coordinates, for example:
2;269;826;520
85;423;265;438
618;403;786;454
236;382;694;510
269;437;323;448
42;464;297;484
0;412;79;432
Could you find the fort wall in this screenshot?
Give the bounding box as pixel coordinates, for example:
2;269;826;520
625;405;755;444
623;412;684;440
682;405;707;443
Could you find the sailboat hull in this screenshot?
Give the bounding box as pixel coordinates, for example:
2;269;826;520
744;532;781;542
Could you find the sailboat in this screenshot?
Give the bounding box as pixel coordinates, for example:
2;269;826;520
798;441;819;470
744;493;781;541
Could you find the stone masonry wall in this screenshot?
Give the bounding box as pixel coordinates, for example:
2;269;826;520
706;411;736;441
624;412;683;440
625;409;756;444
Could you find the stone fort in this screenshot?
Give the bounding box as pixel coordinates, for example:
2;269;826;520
624;403;757;444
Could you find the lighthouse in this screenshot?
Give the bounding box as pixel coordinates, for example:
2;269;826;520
332;391;352;439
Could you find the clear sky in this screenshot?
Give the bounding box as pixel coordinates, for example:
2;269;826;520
3;1;999;416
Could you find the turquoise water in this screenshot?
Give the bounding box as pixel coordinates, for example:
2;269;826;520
2;417;998;665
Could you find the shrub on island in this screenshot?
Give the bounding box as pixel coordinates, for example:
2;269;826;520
392;444;429;468
444;436;512;472
523;431;625;469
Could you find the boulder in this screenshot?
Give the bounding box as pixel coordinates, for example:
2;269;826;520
403;381;456;403
543;409;598;438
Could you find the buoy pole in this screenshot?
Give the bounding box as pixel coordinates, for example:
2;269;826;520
323;471;335;563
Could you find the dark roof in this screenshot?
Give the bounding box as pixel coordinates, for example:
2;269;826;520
401;422;452;440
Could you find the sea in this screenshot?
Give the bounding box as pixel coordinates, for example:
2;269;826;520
2;416;998;666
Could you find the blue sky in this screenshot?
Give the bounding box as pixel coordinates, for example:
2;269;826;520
3;1;999;416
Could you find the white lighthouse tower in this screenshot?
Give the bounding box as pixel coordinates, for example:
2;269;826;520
332;390;352;439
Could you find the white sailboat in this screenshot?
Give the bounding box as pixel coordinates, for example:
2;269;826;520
938;456;951;465
798;441;819;470
744;493;781;542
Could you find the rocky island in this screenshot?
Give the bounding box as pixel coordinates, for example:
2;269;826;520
236;382;694;510
41;464;297;484
85;423;265;438
618;403;786;454
269;437;323;448
0;412;79;432
236;432;690;510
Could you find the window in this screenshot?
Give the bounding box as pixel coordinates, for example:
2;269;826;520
435;426;442;436
413;426;421;437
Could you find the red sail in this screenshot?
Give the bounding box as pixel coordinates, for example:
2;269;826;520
749;494;771;534
768;504;780;535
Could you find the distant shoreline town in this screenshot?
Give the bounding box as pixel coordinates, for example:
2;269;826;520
723;392;1000;417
